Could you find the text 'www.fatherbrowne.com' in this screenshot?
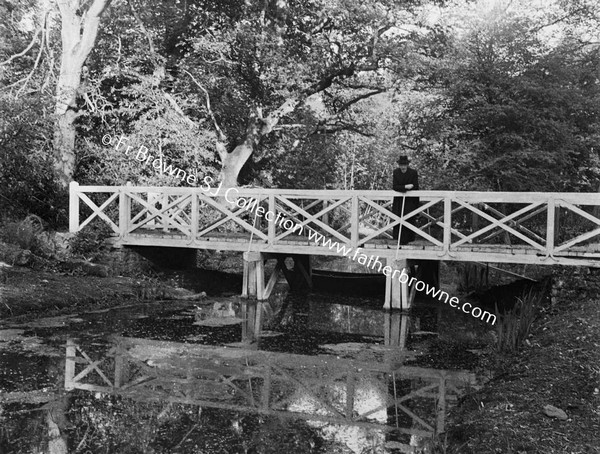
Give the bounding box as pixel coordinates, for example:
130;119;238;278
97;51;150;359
304;229;496;325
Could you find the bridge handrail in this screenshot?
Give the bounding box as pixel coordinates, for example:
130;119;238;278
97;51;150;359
69;183;600;204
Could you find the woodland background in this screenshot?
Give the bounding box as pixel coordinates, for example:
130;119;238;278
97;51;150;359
1;0;599;228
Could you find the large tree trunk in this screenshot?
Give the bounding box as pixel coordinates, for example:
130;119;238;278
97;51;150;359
221;143;254;189
54;0;111;187
54;66;81;186
218;98;301;188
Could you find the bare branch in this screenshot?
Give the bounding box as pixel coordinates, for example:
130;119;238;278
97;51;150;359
366;22;394;60
182;69;227;142
306;65;356;96
115;36;122;67
335;88;386;113
272;124;306;130
163;92;197;128
260;97;302;135
0;27;42;67
324;123;374;137
15;36;45;97
14;14;48;98
530;7;588;33
127;0;155;55
200;52;234;65
305;120;374;138
311;16;332;35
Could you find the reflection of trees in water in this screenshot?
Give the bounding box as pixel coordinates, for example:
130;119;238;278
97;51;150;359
67;393;167;453
309;302;385;336
287;373;388;453
0;351;69;454
0;397;70;454
63;392;342;454
1;402;47;453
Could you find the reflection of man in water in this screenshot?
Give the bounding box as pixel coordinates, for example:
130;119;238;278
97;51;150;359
392;155;419;244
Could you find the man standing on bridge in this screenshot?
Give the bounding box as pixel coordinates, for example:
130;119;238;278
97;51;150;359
393;155;419;244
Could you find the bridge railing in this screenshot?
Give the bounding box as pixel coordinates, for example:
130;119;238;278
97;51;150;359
69;182;600;259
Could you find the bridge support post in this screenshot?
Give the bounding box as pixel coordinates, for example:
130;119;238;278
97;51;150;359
384;312;409;348
384;258;411;310
242;251;265;299
241;300;264;343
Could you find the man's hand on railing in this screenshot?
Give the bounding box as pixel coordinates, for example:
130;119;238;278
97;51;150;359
396;184;414;193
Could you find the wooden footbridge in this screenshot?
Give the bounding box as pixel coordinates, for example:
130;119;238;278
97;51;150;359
69;183;600;306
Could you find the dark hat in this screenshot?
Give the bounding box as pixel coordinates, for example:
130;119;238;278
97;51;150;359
397;155;409;165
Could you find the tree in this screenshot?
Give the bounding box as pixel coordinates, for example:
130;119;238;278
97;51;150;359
61;0;443;192
405;1;600;191
54;0;112;187
183;0;435;188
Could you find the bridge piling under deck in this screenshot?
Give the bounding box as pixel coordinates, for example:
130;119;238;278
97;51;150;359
242;252;313;300
382;258;441;310
242;251;440;311
384;258;410;310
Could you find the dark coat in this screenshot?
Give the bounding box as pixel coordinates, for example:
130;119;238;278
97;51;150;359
392;167;420;243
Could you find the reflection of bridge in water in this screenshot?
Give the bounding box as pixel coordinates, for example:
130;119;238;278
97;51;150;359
70;184;600;308
65;301;476;452
65;336;475;448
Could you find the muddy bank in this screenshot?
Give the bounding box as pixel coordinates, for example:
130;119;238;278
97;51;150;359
0;264;223;320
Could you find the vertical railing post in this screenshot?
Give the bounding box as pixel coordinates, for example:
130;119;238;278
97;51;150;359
242;259;249;298
443;196;452;253
268;194;275;246
254;301;264;335
69;182;79;233
399;313;409;349
323;199;329;226
191;190;199;243
119;182;131;239
546;196;556;255
351;195;359;249
256;257;265;300
436;375;447;434
383;258;392;310
161;193;169;232
65;339;76;391
114;342;127;389
241;301;248;341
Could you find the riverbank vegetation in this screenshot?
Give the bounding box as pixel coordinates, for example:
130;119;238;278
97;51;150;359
440;267;600;454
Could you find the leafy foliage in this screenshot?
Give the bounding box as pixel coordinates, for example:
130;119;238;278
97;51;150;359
410;10;600;191
69;222;114;257
0;94;67;227
495;287;542;352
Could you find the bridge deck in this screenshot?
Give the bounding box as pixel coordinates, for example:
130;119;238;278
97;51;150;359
70;183;600;267
116;229;600;265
